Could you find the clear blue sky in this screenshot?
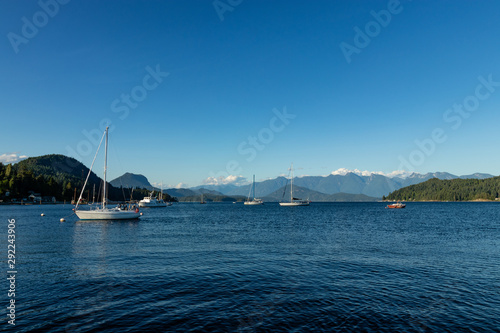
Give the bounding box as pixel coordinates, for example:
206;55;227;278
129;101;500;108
1;0;500;187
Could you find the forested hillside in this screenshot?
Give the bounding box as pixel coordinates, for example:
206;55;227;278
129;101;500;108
0;154;175;203
385;177;500;201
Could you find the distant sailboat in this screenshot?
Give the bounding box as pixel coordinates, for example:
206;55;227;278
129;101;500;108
279;163;310;207
386;201;406;209
200;193;206;204
74;127;141;220
88;184;96;206
244;175;263;205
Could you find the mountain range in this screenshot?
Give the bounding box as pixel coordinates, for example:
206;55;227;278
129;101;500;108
3;154;495;202
261;185;377;202
109;170;495;201
4;154;494;202
191;172;494;198
175;186;377;202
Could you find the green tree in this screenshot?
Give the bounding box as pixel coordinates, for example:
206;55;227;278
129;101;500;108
5;164;12;178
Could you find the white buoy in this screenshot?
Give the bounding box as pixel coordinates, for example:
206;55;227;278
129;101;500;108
140;212;143;216
60;218;65;222
41;213;45;216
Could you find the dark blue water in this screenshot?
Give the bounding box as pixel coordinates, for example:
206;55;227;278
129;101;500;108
1;202;499;332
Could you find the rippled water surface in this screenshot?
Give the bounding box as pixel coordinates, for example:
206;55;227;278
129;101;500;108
1;202;499;332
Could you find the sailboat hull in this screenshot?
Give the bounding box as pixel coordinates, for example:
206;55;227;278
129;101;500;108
244;199;263;205
75;209;140;220
279;201;309;206
245;175;264;205
139;201;172;207
74;127;142;221
138;200;167;207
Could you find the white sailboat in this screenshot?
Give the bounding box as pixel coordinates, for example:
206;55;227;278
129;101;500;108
244;175;263;205
74;127;141;220
279;163;310;207
139;182;168;207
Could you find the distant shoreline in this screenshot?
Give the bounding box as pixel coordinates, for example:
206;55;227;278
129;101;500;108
384;199;500;203
0;202;68;206
2;200;499;206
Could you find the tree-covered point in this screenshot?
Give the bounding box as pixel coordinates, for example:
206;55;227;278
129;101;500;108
0;154;176;203
384;176;500;201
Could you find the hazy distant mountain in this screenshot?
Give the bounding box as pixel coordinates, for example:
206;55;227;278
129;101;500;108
164;188;198;198
165;187;224;198
327;192;379;202
190;184;239;194
177;193;246;202
293;173;397;197
110;173;152;189
459;173;494;180
396;172;456;187
262;185;379;202
197;188;225;195
225;176;289;197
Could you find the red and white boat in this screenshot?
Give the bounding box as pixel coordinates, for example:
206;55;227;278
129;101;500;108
386;202;406;209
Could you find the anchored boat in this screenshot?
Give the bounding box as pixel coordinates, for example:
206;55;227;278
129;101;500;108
74;127;141;220
386;202;406;209
244;175;263;205
279;163;309;207
139;182;168;207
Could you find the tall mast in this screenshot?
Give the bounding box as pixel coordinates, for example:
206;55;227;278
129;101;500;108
290;163;293;202
103;126;108;208
74;129;106;211
253;175;255;199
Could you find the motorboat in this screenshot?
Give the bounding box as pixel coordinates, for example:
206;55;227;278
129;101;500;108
386;202;406;209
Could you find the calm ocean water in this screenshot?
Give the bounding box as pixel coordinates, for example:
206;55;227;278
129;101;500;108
1;202;499;332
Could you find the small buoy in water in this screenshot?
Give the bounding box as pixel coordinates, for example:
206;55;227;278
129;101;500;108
140;212;143;216
41;213;45;216
60;218;65;222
